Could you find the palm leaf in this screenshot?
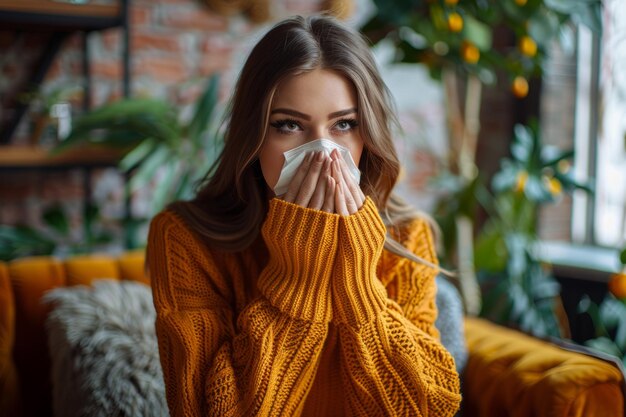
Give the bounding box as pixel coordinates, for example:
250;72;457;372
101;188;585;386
55;99;181;153
188;75;220;143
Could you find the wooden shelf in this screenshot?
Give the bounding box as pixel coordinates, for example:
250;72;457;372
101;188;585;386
0;0;122;31
0;144;126;169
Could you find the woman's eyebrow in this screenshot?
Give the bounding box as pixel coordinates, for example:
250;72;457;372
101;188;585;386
328;108;357;119
270;108;311;120
270;107;357;120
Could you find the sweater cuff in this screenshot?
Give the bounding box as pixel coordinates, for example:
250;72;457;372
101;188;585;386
333;197;388;327
257;198;339;322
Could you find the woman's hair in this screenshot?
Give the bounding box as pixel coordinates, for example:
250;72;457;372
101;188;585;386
168;14;445;273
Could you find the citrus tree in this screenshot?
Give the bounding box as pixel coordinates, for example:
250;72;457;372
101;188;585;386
363;0;602;314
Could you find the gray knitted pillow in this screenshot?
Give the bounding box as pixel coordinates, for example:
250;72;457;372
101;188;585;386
43;279;168;417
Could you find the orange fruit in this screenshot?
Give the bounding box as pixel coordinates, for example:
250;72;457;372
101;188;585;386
608;272;626;299
557;159;571;174
512;76;529;98
461;41;480;64
544;176;562;196
445;0;459;6
448;13;464;32
519;36;537;57
515;0;527;5
515;171;528;192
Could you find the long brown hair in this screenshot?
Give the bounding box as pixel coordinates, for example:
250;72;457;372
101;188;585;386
168;15;444;273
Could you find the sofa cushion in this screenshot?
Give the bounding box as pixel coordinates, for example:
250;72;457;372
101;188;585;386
0;262;20;416
64;255;120;286
43;279;168;417
118;250;150;285
9;256;66;417
463;317;625;417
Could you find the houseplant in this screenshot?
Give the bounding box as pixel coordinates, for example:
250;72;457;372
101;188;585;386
578;248;626;366
362;0;602;314
0;204;113;261
52;74;224;248
474;122;592;337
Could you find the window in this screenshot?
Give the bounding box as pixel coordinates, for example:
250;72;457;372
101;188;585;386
573;0;626;248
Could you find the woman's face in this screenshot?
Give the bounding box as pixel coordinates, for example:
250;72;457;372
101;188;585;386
259;68;364;192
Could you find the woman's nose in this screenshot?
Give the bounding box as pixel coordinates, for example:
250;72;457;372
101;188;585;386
308;125;329;141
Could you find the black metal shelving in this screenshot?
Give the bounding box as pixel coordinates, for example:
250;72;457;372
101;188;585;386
0;0;131;146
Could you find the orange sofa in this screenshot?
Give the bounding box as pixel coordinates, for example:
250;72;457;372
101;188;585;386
0;252;624;417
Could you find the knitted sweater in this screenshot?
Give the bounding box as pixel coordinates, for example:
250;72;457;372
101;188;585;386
146;197;461;416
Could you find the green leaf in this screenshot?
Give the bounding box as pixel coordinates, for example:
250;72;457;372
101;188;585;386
492;163;518;192
369;0;415;27
475;226;508;272
511;142;530;163
129;146;171;193
615;308;626;350
0;225;56;261
509;284;530;320
150;161;178;215
528;10;561;44
56;99;180;153
620;248;626;266
585;337;623;358
541;148;574;167
42;205;70;236
514;124;534;151
506;234;529;279
554;170;594;194
599;298;626;330
463;15;493;51
188;75;220;142
524;175;551;202
119;139;156;172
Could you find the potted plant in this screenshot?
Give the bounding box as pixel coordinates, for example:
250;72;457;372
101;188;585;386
474;122;592;337
53;74;224;248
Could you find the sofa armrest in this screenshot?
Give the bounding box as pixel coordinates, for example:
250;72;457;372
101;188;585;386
463;317;625;417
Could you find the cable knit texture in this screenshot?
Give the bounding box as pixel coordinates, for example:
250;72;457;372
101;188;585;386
147;197;461;417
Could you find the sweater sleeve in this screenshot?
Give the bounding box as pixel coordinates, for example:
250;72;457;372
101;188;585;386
147;201;339;417
383;216;442;339
332;198;461;416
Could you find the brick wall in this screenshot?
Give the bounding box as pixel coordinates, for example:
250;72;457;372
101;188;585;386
0;0;326;253
0;0;521;255
538;41;577;241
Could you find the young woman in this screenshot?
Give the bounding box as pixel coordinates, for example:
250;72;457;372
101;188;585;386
146;14;461;417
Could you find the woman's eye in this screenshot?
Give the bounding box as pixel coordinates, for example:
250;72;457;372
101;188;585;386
270;119;302;134
334;119;358;133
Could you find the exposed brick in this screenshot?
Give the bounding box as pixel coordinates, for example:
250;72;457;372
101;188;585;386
136;55;188;83
40;172;83;200
172;81;204;105
92;59;123;78
132;31;181;52
131;4;152;27
162;7;228;32
0;173;38;200
200;35;233;54
198;51;231;76
44;60;63;81
100;29;122;52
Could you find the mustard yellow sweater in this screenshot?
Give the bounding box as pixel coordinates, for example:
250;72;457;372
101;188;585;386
146;197;461;416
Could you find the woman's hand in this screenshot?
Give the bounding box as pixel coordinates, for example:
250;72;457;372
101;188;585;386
283;149;365;215
330;149;365;216
283;151;336;213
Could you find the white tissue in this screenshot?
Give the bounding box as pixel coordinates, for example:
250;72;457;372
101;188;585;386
273;138;361;196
